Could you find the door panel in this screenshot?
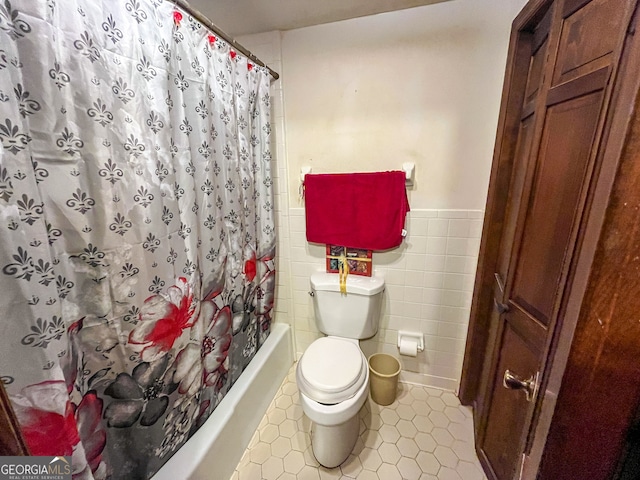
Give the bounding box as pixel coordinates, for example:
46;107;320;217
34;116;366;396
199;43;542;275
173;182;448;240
553;0;627;85
482;323;540;480
510;91;602;324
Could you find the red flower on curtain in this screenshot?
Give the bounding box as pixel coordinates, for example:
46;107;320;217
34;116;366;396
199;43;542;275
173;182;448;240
11;381;107;478
229;50;237;60
244;256;256;282
173;11;182;26
208;35;216;45
129;277;198;362
13;380;79;456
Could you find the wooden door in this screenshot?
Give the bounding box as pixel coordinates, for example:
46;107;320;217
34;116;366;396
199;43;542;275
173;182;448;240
472;1;637;479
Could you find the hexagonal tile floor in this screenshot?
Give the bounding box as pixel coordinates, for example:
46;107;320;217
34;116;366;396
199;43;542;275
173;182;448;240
231;365;487;480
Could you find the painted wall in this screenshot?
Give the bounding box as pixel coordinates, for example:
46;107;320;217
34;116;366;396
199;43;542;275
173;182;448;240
240;0;526;390
281;0;525;210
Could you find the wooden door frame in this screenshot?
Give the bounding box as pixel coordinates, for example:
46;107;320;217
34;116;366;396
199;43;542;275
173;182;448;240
0;381;29;456
458;0;552;412
461;0;640;477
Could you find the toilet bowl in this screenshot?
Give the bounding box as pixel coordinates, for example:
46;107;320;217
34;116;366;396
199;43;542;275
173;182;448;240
296;272;385;468
296;337;369;468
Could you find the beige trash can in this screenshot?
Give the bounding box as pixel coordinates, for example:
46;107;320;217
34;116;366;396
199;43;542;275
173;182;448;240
368;353;401;406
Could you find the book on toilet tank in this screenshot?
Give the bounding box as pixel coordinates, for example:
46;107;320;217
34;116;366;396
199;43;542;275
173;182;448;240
326;245;372;277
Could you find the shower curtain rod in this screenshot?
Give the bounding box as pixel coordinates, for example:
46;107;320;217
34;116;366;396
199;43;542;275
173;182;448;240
169;0;280;80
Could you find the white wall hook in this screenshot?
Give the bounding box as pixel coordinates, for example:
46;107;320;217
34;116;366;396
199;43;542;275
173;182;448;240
300;166;312;182
402;162;415;187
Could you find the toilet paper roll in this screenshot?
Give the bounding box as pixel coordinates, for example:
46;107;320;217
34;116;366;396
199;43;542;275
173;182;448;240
399;337;419;357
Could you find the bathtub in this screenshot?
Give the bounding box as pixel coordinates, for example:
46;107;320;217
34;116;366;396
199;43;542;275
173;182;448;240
152;323;294;480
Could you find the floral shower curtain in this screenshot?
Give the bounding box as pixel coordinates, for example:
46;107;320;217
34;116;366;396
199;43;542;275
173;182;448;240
0;0;275;478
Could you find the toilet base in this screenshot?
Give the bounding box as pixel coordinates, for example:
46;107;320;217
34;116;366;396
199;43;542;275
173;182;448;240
310;414;359;468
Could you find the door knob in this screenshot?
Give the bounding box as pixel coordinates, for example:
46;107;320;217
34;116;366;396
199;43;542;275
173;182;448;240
493;298;510;314
503;370;539;402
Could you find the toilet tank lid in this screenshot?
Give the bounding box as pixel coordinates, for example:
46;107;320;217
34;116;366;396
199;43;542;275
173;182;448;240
310;272;385;295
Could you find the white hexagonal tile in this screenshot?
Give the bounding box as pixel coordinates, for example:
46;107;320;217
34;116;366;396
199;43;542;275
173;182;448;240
451;440;478;463
414;415;435;433
368;399;383;414
279;418;297;438
397;419;418;438
340;454;362;478
262;456;284;480
444;406;467;424
282;382;297;396
425;387;443;397
378;442;402;464
302;446;318;466
397;437;420;458
429;411;450;428
448;421;473;441
362;430;383;449
427;397;446;412
397;456;422;480
434;445;459;468
298;465;321;480
284;450;305;474
297;416;312;433
276;394;293;410
397;389;415;405
318;466;341;479
419;475;438;480
291;431;311;452
364;413;383;430
415;432;437;452
250;441;271;464
268;407;286;425
410;386;429;401
456;460;485;480
247;430;259;449
359;447;383;471
260;423;279;443
279;472;297;480
377;462;403;480
433;427;455;447
416;451;440;475
238;461;261;480
271;436;292;458
286;404;304;421
438;466;464;480
441;392;461;407
396;404;416;421
379;424;401;443
353;470;379;480
381;408;400;425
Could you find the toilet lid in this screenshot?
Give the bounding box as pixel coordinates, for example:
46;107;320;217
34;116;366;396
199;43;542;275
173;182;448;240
297;337;367;404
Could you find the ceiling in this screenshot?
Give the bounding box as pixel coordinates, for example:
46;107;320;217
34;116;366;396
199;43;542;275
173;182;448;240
186;0;451;37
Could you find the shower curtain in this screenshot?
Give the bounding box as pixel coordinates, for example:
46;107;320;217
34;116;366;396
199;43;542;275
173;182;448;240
0;0;275;478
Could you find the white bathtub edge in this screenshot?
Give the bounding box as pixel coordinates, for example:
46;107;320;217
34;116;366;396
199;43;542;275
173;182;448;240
153;323;294;480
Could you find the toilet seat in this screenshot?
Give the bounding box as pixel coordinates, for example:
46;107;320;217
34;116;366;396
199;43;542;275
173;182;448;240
297;337;367;405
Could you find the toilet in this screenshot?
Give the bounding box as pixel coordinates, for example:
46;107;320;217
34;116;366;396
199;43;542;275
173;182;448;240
296;271;385;468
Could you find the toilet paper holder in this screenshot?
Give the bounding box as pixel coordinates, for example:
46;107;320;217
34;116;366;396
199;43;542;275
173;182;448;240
397;331;424;353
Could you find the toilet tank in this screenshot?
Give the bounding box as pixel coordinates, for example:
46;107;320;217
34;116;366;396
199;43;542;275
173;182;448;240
310;272;385;340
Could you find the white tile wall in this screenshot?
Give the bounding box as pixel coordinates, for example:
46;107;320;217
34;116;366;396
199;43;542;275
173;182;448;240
288;208;483;391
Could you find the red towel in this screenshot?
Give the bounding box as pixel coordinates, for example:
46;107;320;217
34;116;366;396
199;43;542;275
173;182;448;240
304;171;410;250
